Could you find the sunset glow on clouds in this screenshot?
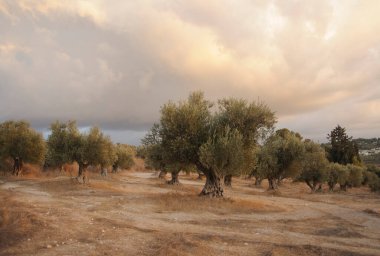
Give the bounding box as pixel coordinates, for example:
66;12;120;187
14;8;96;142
0;0;379;144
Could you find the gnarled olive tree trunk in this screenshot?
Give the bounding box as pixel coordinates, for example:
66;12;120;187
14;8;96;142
268;178;278;190
198;164;223;197
112;163;118;173
77;162;89;183
305;180;315;192
167;171;180;185
224;174;232;187
255;177;263;186
12;157;23;176
340;184;348;191
305;180;322;192
328;181;336;192
100;166;108;177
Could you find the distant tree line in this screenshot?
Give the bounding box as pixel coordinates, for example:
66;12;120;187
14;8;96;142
361;153;380;166
0;120;135;179
1;92;379;194
353;138;380;150
324;136;380;165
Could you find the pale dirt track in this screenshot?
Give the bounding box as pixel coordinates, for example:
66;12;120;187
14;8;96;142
1;168;380;256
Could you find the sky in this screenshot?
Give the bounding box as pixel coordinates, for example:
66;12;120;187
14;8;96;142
0;0;379;145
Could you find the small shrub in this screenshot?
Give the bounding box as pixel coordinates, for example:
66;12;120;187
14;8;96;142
368;174;380;192
366;164;380;178
346;164;364;187
337;165;349;191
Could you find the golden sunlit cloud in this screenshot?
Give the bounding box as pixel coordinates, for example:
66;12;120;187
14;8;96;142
0;0;379;143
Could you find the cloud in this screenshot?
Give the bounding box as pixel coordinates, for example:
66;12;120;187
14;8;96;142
0;0;379;144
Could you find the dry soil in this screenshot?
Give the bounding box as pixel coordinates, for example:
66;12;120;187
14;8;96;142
1;164;380;256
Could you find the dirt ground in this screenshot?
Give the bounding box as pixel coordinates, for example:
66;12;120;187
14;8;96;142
1;162;380;255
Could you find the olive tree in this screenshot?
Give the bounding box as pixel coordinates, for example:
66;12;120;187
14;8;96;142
141;123;168;178
217;98;276;186
145;91;276;196
199;127;244;195
366;164;380;178
112;143;134;172
326;163;344;191
257;129;304;190
336;165;349;191
364;165;380;192
46;120;78;169
346;164;364;188
46;121;116;180
298;140;329;192
331;164;363;191
0;121;45;175
159;92;212;185
326;162;364;192
75;126;116;178
47;120;82;174
367;173;380;192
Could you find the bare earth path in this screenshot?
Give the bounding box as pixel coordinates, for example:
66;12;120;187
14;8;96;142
1;170;380;256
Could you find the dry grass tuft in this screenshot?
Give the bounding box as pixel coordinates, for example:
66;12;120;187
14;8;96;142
131;157;147;172
144;232;217;256
153;192;282;214
21;164;43;178
0;195;45;248
0;159;13;176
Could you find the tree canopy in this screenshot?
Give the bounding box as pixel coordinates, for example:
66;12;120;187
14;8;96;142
85;126;116;169
0;120;45;175
298;140;329;192
143;91;277;196
112;143;135;172
46;121;116;178
156;92;212;184
46;120;79;168
257;129;304;190
216;98;276;185
141;123;167;172
199;127;244;185
160;91;212;168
